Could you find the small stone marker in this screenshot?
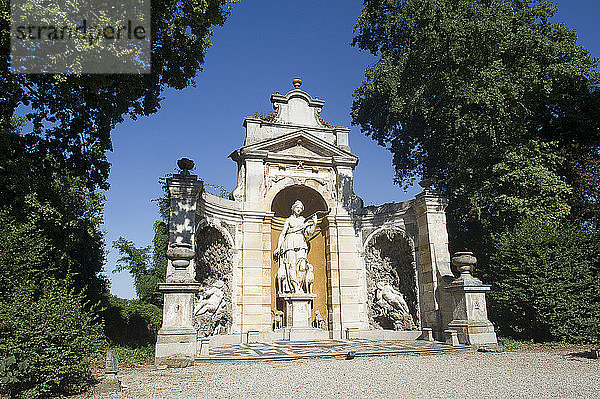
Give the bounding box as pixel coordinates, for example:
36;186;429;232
247;330;260;343
345;327;359;340
106;349;119;375
200;338;210;356
591;348;599;359
93;350;121;393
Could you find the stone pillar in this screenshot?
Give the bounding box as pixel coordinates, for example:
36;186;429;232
412;184;453;336
326;211;369;335
446;252;497;345
155;158;203;366
238;211;272;333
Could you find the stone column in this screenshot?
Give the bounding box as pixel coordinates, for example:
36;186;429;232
446;252;497;345
412;184;453;336
155;158;203;366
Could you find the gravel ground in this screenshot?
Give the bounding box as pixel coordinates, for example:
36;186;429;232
84;349;599;399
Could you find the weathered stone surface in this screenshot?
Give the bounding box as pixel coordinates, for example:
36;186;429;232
193;225;233;337
93;378;121;394
446;252;497;345
365;230;419;330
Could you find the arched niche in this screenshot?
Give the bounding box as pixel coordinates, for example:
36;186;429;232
271;184;328;218
264;177;335;215
364;227;420;330
194;224;234;336
269;185;330;329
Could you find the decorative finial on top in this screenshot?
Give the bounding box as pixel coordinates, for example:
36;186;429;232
177;157;195;175
292;77;302;89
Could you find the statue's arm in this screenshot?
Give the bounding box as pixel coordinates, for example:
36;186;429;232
304;214;318;236
276;219;289;252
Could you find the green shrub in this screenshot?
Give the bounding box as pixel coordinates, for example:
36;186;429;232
103;295;162;347
483;218;600;343
112;344;155;367
0;281;105;398
497;337;531;350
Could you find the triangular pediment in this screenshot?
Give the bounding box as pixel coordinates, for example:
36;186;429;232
230;130;358;167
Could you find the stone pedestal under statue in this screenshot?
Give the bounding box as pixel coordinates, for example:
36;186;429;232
280;293;317;329
446;252;497;345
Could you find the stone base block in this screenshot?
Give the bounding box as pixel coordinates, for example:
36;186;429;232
283;327;331;341
444;329;459;346
155;327;197;366
448;320;497;345
347;329;422;341
419;328;434;341
280;293;316;329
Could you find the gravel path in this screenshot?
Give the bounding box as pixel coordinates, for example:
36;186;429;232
87;349;599;399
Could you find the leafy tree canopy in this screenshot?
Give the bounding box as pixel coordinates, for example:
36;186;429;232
1;0;239;192
352;0;600;237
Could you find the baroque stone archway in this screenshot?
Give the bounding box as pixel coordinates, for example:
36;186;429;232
270;185;330;328
364;227;420;330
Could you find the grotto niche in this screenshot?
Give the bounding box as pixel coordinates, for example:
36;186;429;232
193;224;233;337
365;228;419;331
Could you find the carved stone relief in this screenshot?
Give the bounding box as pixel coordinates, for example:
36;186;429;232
365;228;419;330
194;225;233;337
265;163;335;200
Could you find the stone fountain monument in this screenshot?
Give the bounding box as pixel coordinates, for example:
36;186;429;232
154;79;497;364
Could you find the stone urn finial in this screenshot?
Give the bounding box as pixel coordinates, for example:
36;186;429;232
452;251;477;276
293;77;302;89
177;158;195;175
166;242;195;282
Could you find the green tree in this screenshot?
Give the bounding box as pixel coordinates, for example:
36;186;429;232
113;224;168;307
352;0;600;243
352;0;600;342
112;180;169;307
0;2;240;396
1;0;240;192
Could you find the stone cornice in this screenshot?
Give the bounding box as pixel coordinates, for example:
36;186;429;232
230;130;358;167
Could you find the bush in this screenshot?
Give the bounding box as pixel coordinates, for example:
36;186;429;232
483;218;600;343
0;281;105;398
103;295;162;347
112;344;155;367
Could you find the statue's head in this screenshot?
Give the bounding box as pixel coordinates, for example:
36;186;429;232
213;280;225;289
376;281;385;290
291;200;304;215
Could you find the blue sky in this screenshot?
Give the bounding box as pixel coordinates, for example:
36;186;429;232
103;0;600;299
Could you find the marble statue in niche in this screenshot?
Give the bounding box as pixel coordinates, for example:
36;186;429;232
365;229;419;330
274;200;318;294
374;281;416;331
193;280;230;337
